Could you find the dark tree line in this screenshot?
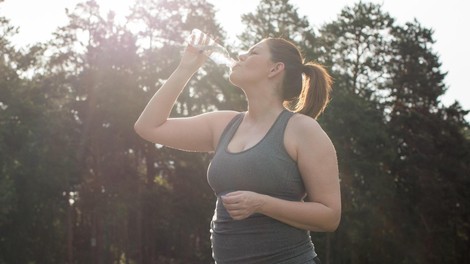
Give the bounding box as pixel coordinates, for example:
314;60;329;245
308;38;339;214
0;0;468;263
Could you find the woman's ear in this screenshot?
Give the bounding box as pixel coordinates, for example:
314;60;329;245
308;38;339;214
268;62;285;78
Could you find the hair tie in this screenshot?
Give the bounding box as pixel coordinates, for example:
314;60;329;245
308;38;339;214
302;64;309;73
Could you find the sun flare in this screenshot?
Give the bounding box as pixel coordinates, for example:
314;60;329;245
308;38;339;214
94;0;134;20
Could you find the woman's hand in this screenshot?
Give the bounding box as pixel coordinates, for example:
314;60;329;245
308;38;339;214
221;191;266;220
178;34;210;72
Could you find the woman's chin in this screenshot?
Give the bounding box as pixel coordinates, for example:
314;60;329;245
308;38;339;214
228;74;239;86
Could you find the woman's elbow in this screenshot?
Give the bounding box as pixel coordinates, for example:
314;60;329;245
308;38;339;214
315;208;341;232
134;121;152;141
326;209;341;231
326;215;341;232
134;121;144;137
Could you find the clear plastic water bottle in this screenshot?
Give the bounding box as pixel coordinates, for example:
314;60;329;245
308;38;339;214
188;29;236;68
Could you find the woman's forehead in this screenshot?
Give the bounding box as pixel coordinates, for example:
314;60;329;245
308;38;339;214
249;40;268;51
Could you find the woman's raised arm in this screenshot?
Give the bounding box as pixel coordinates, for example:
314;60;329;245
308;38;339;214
134;39;237;152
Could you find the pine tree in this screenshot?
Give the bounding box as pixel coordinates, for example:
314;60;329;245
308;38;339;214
387;20;470;263
238;0;315;53
314;3;400;263
0;11;79;263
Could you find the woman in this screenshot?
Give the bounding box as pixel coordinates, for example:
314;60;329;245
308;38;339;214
134;34;341;264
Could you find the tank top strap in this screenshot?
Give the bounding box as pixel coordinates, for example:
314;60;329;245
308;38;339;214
265;110;295;149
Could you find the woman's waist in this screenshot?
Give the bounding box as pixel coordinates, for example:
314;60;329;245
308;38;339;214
211;208;308;238
211;214;314;264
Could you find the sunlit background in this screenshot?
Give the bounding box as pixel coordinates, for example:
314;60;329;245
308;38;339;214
1;0;469;117
1;1;469;263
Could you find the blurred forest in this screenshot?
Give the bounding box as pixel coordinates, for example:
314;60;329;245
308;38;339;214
0;0;469;263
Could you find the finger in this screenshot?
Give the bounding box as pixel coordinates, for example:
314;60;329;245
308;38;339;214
227;209;244;217
204;33;213;46
190;34;195;45
186;34;200;53
221;196;240;205
200;32;211;48
222;202;234;210
224;191;243;197
194;31;202;46
230;211;248;220
222;201;239;210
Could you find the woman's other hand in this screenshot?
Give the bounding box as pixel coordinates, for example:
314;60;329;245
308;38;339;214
221;191;266;220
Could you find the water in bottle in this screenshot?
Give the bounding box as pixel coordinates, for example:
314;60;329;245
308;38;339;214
188;29;236;68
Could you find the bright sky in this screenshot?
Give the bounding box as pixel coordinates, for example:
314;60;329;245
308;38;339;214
1;0;469;118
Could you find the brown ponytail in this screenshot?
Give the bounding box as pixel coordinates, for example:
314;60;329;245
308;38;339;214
266;38;332;119
295;62;332;119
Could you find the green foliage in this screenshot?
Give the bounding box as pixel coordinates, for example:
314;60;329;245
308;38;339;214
318;2;394;100
0;0;469;263
0;16;78;262
386;20;470;263
238;0;315;57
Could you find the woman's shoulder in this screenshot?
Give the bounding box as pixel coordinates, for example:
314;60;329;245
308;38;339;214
205;110;241;124
287;112;333;147
287;112;323;134
204;110;241;143
285;112;335;161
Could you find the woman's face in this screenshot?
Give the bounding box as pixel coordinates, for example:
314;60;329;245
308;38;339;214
229;40;275;87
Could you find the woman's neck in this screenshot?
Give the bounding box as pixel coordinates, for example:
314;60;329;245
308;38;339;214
244;90;284;123
236;76;284;121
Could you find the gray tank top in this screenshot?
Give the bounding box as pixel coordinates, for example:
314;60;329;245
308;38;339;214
207;110;316;264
